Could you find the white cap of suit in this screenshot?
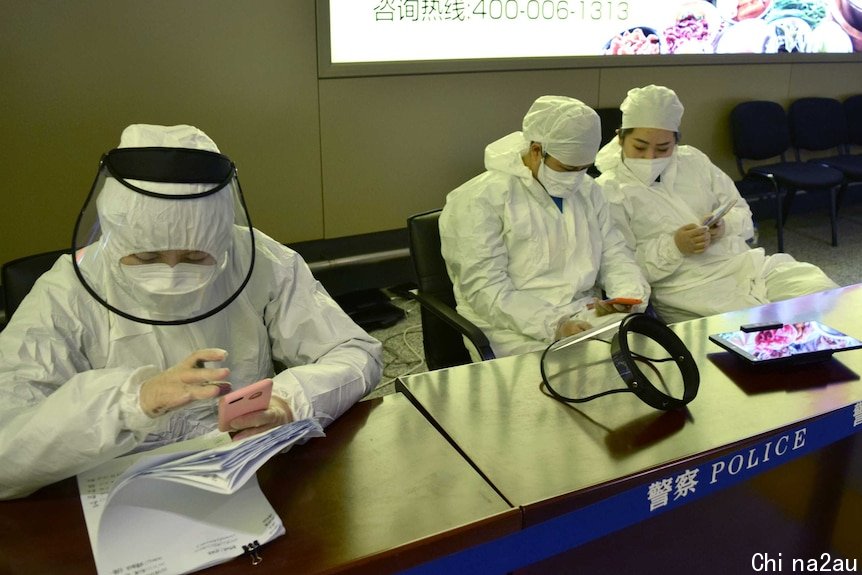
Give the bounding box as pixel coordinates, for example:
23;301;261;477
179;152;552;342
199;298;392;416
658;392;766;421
620;85;685;131
97;125;236;281
522;95;602;166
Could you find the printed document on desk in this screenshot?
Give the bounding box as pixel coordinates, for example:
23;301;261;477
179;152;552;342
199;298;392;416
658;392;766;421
77;418;324;575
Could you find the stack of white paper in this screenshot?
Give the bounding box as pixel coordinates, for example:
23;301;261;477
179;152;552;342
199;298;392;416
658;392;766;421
78;418;324;575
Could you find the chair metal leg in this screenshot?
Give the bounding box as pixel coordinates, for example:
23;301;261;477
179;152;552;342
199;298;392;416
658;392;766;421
782;189;797;224
775;188;784;253
830;187;839;247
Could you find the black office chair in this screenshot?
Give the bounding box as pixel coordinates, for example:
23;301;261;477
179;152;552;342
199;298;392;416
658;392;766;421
844;94;862;152
730;100;845;251
2;249;69;326
596;107;622;148
406;209;494;371
788;97;862;209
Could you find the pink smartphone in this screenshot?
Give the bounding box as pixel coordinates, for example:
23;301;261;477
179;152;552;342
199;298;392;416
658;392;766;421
218;378;273;432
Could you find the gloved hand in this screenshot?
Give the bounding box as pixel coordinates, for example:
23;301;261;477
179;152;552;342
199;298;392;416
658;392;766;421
227;396;295;441
555;317;594;341
593;299;635;316
139;348;232;417
674;223;711;255
706;217;726;241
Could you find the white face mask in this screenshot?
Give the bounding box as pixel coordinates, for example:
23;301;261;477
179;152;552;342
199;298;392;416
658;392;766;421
538;161;586;198
624;156;672;186
121;262;215;296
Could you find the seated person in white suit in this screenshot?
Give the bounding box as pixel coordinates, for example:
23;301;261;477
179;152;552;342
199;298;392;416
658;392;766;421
595;84;837;323
440;96;650;358
0;124;382;499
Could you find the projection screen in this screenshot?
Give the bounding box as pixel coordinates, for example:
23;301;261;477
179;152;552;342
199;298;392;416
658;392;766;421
318;0;862;77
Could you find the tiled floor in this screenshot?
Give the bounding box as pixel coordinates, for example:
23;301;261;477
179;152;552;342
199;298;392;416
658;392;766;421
756;200;862;287
365;295;424;399
365;200;862;400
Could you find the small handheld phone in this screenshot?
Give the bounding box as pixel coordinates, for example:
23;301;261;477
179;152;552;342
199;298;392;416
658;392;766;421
703;198;738;227
740;321;784;333
601;297;643;306
587;297;643;310
218;378;273;432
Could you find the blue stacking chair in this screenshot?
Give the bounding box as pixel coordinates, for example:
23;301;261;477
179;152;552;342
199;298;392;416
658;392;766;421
789;97;862;210
844;94;862;152
730;100;845;250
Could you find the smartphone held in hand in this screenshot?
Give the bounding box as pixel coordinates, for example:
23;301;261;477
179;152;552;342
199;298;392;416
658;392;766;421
218;378;273;432
703;198;737;228
587;297;643;310
601;297;643;306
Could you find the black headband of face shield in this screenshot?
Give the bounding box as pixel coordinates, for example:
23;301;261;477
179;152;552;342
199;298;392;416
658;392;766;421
103;147;235;194
540;313;700;411
611;313;700;410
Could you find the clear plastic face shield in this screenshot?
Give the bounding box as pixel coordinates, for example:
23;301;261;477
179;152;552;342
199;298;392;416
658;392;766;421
72;147;255;325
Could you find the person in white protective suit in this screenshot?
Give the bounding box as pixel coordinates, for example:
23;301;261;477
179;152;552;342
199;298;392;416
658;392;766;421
0;124;382;500
440;96;651;358
595;85;838;323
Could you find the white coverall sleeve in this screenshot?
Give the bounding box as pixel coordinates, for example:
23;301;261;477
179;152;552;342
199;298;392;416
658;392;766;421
603;178;685;284
440;192;565;342
633;228;686;284
592;184;651;302
0;283;161;500
264;252;382;428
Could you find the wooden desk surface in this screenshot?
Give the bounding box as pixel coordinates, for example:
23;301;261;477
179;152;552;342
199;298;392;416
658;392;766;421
0;394;519;575
397;285;862;525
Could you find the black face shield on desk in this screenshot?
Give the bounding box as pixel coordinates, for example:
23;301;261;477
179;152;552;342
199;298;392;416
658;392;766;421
540;313;700;411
